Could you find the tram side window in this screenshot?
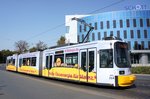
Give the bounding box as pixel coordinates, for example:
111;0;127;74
89;51;95;72
31;57;36;66
13;59;15;65
10;58;13;64
27;58;31;66
6;59;10;66
7;59;9;63
65;53;78;67
46;56;49;68
100;49;113;68
45;55;52;69
23;58;31;66
8;59;12;64
49;55;53;68
19;59;22;67
23;58;26;66
54;54;64;67
6;60;8;66
81;52;86;71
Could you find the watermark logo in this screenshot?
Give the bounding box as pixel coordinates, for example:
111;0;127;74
124;4;147;10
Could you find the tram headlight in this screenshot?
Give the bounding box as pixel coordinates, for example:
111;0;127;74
119;70;125;75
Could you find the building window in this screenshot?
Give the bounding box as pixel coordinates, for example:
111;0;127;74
134;41;138;50
137;30;140;38
141;41;144;50
110;31;113;36
82;34;84;41
133;19;136;27
130;30;134;38
131;54;140;64
77;35;80;42
104;32;107;38
98;32;101;40
92;33;95;41
100;21;103;29
113;20;116;28
84;24;86;32
95;22;97;30
140;19;143;27
144;30;147;38
117;31;120;38
126;19;130;27
107;21;110;29
148;41;150;49
124;30;127;39
66;26;70;33
128;41;131;50
86;35;90;42
148;54;150;63
89;23;92;26
147;19;150;27
120;20;123;28
80;25;82;32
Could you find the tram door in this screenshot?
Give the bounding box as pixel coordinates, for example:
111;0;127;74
45;54;53;77
80;48;96;83
97;49;114;85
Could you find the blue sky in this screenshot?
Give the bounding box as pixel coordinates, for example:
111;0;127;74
0;0;149;51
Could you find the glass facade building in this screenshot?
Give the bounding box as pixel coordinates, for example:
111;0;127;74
77;10;150;66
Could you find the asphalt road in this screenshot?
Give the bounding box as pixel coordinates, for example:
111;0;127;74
0;64;150;99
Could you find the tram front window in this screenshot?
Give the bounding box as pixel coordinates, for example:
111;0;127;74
115;42;130;68
100;49;113;68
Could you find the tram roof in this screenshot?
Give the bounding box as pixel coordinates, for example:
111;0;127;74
45;40;122;51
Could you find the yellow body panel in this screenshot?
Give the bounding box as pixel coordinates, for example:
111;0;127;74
118;74;136;87
79;69;96;83
49;67;80;81
18;66;39;75
42;69;48;77
42;67;96;83
42;69;49;77
6;64;17;71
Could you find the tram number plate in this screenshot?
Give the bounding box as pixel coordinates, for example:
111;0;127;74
109;75;114;80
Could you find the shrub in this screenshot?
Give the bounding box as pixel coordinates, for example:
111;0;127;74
131;67;150;74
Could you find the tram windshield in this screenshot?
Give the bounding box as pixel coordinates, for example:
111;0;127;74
114;42;130;68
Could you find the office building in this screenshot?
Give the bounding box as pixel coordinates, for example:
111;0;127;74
65;10;150;66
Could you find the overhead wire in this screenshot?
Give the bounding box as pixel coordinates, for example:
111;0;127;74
25;0;125;42
26;23;66;41
88;0;125;14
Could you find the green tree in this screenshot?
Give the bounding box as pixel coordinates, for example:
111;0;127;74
57;36;66;46
0;50;14;63
29;47;37;52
